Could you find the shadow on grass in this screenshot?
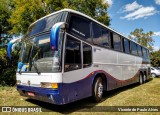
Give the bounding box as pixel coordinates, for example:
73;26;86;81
26;79;153;114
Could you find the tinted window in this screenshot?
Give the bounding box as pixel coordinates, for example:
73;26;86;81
142;48;147;57
131;42;138;55
123;38;130;54
26;12;66;37
69;14;91;42
92;23;110;47
137;45;142;57
147;49;150;58
65;36;81;71
83;43;92;68
113;33;121;51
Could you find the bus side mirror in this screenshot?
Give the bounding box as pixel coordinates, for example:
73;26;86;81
7;38;21;59
50;22;68;51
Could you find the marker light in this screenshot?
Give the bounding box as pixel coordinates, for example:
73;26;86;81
51;83;58;89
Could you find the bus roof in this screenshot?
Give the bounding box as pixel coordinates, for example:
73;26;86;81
29;8;149;50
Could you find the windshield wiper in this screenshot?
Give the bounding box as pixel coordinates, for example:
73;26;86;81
32;61;41;75
31;47;41;75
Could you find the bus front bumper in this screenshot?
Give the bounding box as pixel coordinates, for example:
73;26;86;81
17;85;62;105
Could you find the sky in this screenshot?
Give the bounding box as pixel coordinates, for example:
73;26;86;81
105;0;160;51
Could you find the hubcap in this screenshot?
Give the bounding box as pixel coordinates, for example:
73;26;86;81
152;74;156;78
140;75;142;84
144;75;146;82
97;83;103;97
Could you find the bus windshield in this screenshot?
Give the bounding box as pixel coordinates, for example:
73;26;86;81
18;34;62;73
25;11;67;37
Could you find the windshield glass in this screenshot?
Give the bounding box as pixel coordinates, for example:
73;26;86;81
25;11;67;37
18;34;62;73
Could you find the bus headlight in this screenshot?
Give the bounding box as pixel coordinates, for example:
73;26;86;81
41;82;58;89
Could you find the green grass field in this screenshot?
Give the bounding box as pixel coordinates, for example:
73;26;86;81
0;78;160;114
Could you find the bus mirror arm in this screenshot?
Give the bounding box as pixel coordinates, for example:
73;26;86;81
59;22;69;30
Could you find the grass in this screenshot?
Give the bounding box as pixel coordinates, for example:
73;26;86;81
0;78;160;115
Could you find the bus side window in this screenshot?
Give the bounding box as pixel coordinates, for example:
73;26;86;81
92;23;110;48
123;38;130;54
68;14;91;43
65;36;81;72
138;45;142;57
113;33;121;51
83;43;92;68
142;47;147;57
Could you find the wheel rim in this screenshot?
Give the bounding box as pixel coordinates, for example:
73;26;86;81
140;75;142;84
144;75;146;82
152;74;156;78
97;82;103;98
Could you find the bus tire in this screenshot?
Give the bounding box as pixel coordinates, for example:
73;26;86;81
139;73;143;84
151;73;156;78
92;77;103;102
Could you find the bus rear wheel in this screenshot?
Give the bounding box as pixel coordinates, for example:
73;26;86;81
92;77;103;102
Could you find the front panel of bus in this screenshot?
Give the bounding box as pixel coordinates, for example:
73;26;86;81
16;11;68;105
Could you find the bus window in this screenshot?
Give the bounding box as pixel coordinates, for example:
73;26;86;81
123;38;130;54
142;47;147;57
131;42;138;55
68;14;91;42
92;23;110;48
65;36;81;71
137;45;142;57
113;33;121;51
147;49;150;58
83;43;92;68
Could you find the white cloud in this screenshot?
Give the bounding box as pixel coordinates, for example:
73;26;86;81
104;0;113;6
120;1;158;20
154;32;160;36
123;1;142;12
155;0;160;5
121;6;157;20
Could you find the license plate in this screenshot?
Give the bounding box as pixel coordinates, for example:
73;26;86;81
27;92;35;97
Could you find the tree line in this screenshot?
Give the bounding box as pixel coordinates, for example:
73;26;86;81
0;0;159;86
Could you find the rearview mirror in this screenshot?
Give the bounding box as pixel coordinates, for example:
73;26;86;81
50;22;68;51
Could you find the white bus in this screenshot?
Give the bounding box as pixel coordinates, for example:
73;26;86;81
9;9;151;105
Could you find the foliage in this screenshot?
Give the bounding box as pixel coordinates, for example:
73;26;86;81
0;0;12;44
9;0;47;35
150;50;160;67
129;28;154;51
0;48;18;86
46;0;110;25
9;0;110;34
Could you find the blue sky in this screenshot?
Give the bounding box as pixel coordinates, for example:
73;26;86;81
106;0;160;51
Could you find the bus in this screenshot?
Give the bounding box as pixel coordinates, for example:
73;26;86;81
10;9;151;105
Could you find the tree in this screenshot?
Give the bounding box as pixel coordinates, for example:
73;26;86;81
46;0;110;26
9;0;47;35
9;0;110;35
150;50;160;67
129;28;154;51
0;0;12;44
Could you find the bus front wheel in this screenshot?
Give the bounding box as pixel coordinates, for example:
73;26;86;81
92;77;103;102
